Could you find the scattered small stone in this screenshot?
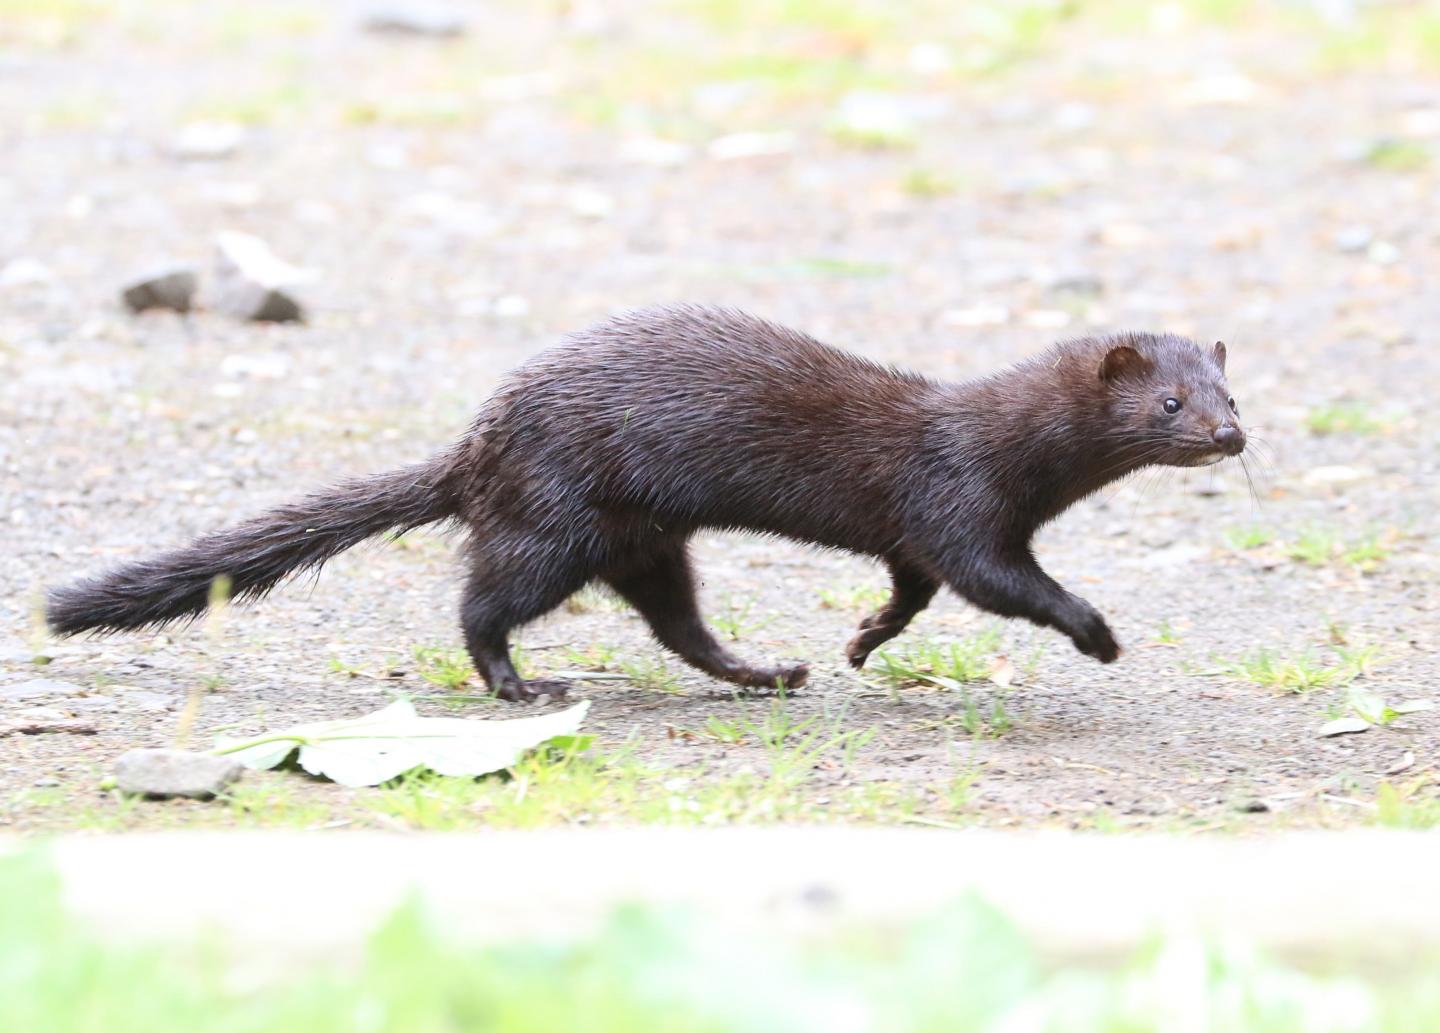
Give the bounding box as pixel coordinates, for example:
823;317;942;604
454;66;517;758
1238;799;1270;814
706;132;795;161
1367;240;1401;265
1047;273;1105;298
1303;464;1373;486
0;678;88;702
121;266;198;314
906;42;952;76
171;120;246;161
618;136;693;167
115;688;176;712
1333;226;1373;253
211;231;313;323
940;305;1009;328
567;186;615;219
1179;72;1258;107
114;748;244;800
0;257;54;289
32;778;60;788
361;3;467;37
0;707;96;737
1023;309;1071;329
1052;102;1096;132
492;294;530;318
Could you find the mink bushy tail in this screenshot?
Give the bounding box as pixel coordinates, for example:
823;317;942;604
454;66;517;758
47;458;457;636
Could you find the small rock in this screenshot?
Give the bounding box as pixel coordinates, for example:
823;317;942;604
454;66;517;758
0;707;96;737
706;132;794;161
940;305;1009;328
1047;273;1105;298
114;748;243;800
1333;226;1373;253
1367;240;1401;265
1179;72;1258;107
121;266;198;314
211;231;313;323
0;678;88;701
171;121;246;161
1303;464;1373;486
1023;308;1071;329
906;42;953;76
1052;102;1096;132
1238;799;1270;814
362;3;467;37
115;688;176;713
0;257;54;289
618;136;693;167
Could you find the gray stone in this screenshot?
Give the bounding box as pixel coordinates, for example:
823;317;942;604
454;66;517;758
121;266;198;314
171;121;245;161
114;749;243;800
362;4;467;37
0;678;88;701
1334;226;1373;253
211;231;311;323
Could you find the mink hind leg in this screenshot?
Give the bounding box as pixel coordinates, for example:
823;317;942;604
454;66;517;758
845;560;939;669
604;540;809;692
458;539;593;703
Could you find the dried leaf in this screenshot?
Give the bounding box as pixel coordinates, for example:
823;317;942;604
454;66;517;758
214;699;590;787
1318;717;1370;737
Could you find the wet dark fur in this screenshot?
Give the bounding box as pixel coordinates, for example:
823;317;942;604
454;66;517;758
48;305;1245;702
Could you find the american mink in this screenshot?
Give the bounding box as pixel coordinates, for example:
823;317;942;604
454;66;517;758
48;305;1246;702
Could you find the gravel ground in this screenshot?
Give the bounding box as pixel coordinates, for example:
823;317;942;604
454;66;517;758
1;1;1437;831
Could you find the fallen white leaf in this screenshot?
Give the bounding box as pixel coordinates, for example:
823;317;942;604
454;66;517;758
213;699;590;787
1318;717;1370;738
1392;700;1434;715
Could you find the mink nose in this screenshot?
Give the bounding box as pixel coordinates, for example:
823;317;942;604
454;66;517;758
1213;424;1245;455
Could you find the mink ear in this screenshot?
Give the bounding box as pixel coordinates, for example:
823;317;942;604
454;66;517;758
1212;340;1227;372
1099;345;1151;383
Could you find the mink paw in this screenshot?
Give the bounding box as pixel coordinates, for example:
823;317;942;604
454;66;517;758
735;662;809;693
846;621;901;668
1071;614;1121;664
494;678;573;703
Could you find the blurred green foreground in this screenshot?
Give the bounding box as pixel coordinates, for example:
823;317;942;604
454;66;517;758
4;850;1438;1033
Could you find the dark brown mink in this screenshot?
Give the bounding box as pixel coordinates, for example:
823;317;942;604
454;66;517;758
47;305;1247;702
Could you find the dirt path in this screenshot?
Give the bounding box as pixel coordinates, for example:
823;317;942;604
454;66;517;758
2;1;1436;831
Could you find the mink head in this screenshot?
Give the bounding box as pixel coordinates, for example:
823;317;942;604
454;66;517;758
1097;333;1245;468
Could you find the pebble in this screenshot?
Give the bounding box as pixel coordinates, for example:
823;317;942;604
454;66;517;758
171;121;245;161
114;748;244;800
0;678;88;701
121;266;198;314
1333;226;1373;253
361;3;467;37
1303;465;1373;486
941;305;1009;328
618;137;693;167
0;707;96;737
0;257;54;289
706;132;794;161
211;231;312;323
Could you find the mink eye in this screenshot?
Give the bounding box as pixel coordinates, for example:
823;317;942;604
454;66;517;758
1162;397;1182;415
1228;396;1238;414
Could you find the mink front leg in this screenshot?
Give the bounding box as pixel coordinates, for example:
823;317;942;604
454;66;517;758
845;561;939;669
941;547;1120;663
